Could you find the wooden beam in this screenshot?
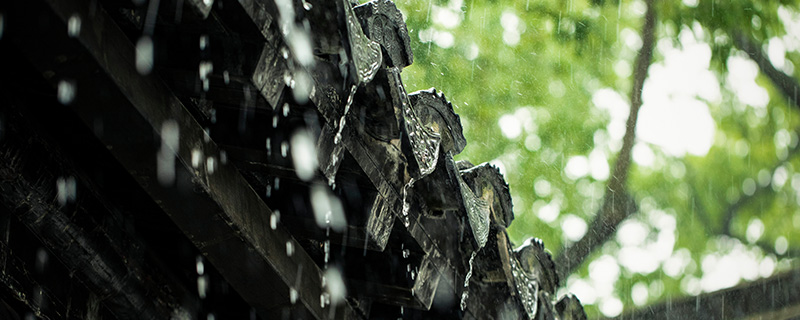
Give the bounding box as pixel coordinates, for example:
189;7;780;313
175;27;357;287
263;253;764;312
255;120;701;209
0;118;183;320
6;0;355;318
0;241;89;320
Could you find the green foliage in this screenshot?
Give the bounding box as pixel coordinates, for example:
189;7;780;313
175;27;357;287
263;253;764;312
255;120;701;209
395;0;800;317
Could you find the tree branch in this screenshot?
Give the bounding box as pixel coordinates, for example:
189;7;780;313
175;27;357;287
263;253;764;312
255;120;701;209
684;164;716;230
734;32;800;110
720;139;800;235
554;0;657;279
688;154;800;258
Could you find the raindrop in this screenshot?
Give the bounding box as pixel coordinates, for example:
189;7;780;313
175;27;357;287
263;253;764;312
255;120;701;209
206;314;215;320
203;0;214;7
274;177;280;190
67;15;81;38
56;176;77;206
0;13;4;40
302;0;313;10
199;61;213;80
292;70;312;104
157;120;179;185
266;185;272;197
223;70;230;84
289;288;298;304
191;148;202;168
270;210;280;230
310;184;347;232
136;36;154;75
283;103;290;117
265;137;272;156
291;129;318;181
35;248;48;273
206;156;216;174
402;249;410;258
281;141;289;158
323;240;330;264
197;275;208;299
199;34;209;50
286;240;294;256
57;80;76;105
323;268;347;306
196;256;205;275
272;114;279;128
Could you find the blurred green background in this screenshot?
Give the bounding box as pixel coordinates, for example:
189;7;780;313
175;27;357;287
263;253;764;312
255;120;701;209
392;0;800;317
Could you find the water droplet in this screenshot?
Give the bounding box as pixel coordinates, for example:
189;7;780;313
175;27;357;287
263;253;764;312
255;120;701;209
56;176;77;205
272;114;279;128
57;80;76;105
196;256;205;275
292;70;312;104
291;130;318;181
202;156;214;175
199;61;213;80
289;288;298;304
191;148;202;168
270;210;280;230
323;268;347;306
35;248;48;273
203;0;214;7
136;36;154;75
402;249;410;258
223;70;230;84
156;120;180;186
274;177;280;190
323;240;330;264
310;184;347;232
281;141;289;158
283;103;290;117
302;0;313;10
265;137;272;156
199;34;209;50
197;275;208;299
67;15;81;38
286;241;294;256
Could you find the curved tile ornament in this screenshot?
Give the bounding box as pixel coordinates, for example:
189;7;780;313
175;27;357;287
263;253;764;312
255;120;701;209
342;0;382;84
